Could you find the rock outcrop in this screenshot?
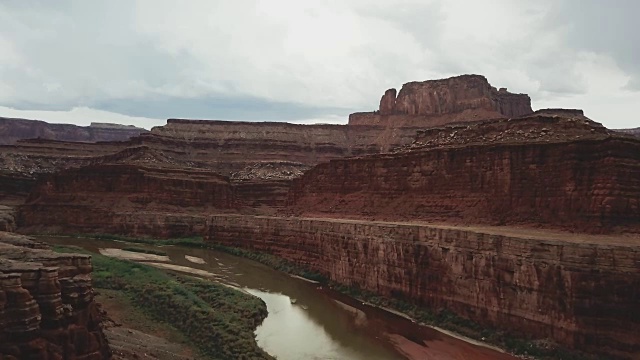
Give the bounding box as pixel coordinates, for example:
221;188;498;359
0;206;16;232
350;75;532;127
0;119;425;213
150;119;423;173
404;111;608;151
0;232;111;359
18;162;234;237
205;215;640;359
379;88;398;115
0;117;147;145
289;114;640;233
392;75;532;117
616;127;640;137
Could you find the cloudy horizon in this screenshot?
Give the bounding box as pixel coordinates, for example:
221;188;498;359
1;1;638;129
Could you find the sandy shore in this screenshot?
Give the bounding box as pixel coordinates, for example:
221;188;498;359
99;248;170;262
184;255;206;264
387;333;516;360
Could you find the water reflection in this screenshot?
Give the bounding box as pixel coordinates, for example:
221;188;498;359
40;236;516;360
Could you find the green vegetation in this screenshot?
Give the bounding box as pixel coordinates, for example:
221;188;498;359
96;287;202;357
56;233;608;360
70;234;327;282
54;245;273;360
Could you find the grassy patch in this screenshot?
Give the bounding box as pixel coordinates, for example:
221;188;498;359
67;234;326;281
59;234;611;360
96;288;202;357
54;245;273;360
173;244;608;360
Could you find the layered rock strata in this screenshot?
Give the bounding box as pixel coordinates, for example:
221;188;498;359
205;215;640;359
1;119;424;213
289;116;640;233
2;75;531;214
403;111;608;151
150;119;423;173
0;232;111;359
350;75;532;127
0;117;146;145
18;163;233;237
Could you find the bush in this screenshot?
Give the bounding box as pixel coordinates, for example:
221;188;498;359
54;246;273;360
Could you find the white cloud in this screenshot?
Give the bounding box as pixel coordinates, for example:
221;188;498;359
0;1;638;129
535;52;639;128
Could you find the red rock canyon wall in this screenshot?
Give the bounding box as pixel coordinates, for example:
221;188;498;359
288;136;640;233
205;215;640;359
0;232;111;359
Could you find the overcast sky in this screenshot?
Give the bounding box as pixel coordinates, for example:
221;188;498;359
1;0;638;129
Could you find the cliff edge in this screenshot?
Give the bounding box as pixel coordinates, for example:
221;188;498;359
0;232;111;359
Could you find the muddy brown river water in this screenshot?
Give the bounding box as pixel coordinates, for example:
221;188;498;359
40;236;517;360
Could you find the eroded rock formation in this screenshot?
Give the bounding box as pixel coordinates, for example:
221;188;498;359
150;119;423;173
351;75;532;127
0;232;111;359
289;114;640;233
0;117;426;214
205;215;640;359
18;160;234;237
0;117;147;145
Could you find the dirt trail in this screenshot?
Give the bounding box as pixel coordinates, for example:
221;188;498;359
298;214;640;247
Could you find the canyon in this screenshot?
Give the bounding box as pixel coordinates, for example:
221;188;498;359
206;215;640;358
2;74;639;359
0;232;111;359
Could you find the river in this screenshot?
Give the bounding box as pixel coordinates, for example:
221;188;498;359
40;236;517;360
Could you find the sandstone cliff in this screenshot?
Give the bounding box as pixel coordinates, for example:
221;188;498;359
18;162;234;237
205;215;640;359
404;110;608;151
0;118;423;200
150;119;423;175
350;75;532;127
289;115;640;233
3;117;429;224
0;232;111;359
0;117;147;145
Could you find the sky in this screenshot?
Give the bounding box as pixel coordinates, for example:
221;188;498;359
0;0;638;129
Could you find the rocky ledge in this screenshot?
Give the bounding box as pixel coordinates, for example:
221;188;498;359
288;113;640;233
0;232;111;359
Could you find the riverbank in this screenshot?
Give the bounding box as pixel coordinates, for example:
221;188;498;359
97;288;200;360
54;245;274;360
49;234;607;360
